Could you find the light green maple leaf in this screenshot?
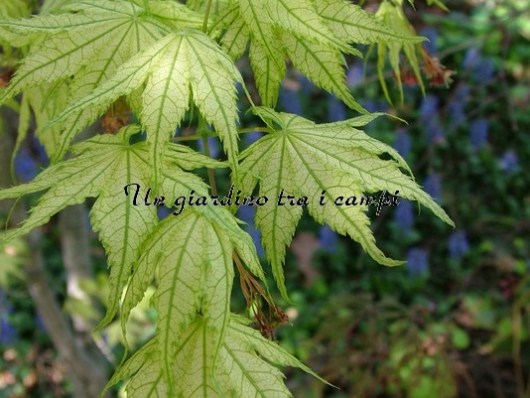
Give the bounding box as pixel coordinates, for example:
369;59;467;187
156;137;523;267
104;314;324;398
315;0;423;45
47;28;244;190
139;1;203;31
217;0;351;109
0;125;157;329
0;0;168;160
128;211;231;394
186;0;232;18
216;0;419;110
40;0;71;14
239;107;454;298
372;0;426;103
120;182;263;311
0;0;30;56
16;82;68;164
0;125;240;330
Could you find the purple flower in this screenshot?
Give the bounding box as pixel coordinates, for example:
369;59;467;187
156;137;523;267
420;95;439;121
424;174;442;202
454;84;470;102
470;119;489;151
449;101;466;130
319;225;338;253
237;205;264;257
0;292;17;345
0;316;17;345
393;129;411;158
448;85;470;131
361;100;387;113
499;150;519;174
463;47;480;70
448;230;470;260
426;116;445;145
14;147;39;182
394;199;414;234
297;73;315;95
419;27;438;55
244;130;263;146
327;94;346;122
406;248;429;278
157;206;172;220
462;48;495;82
477;57;495;82
32;134;49;165
280;84;302;115
347;64;364;88
197;136;221;158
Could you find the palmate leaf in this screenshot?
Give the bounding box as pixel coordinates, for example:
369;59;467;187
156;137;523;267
373;0;425;103
0;125;155;328
16;82;68;160
0;125;236;329
0;0;169;160
103;314;323;398
216;0;419;110
121;210;245;395
48;28;244;190
240;107;454;298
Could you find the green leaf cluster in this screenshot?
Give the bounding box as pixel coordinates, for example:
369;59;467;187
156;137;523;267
0;0;453;396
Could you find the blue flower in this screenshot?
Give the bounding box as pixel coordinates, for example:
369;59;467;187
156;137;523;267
406;248;429;278
463;47;480;70
470;119;489;151
197;136;221;158
393;129;411;158
424;174;442;202
237;205;264;257
244;130;263;146
31;134;49;165
426;116;445;145
360;99;387;113
297;73;315;95
419;27;438;55
347;64;364;88
0;292;17;345
477;57;495;82
393;199;414;234
498;150;519;175
279;83;302;115
327;94;346;122
448;230;470;260
319;225;338;253
0;316;17;345
420;95;439;121
14;147;38;182
449;101;466;130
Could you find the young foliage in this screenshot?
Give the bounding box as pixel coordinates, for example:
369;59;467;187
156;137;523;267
103;315;324;398
240;108;453;297
46;28;244;188
0;0;454;396
0;0;172;161
215;0;421;110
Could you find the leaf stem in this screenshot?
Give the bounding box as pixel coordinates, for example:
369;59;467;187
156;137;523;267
202;0;214;33
237;127;272;135
171;127;270;143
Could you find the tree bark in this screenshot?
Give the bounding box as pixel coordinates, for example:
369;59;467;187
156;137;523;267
0;109;110;398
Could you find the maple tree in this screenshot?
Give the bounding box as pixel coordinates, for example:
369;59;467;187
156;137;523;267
0;0;453;396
